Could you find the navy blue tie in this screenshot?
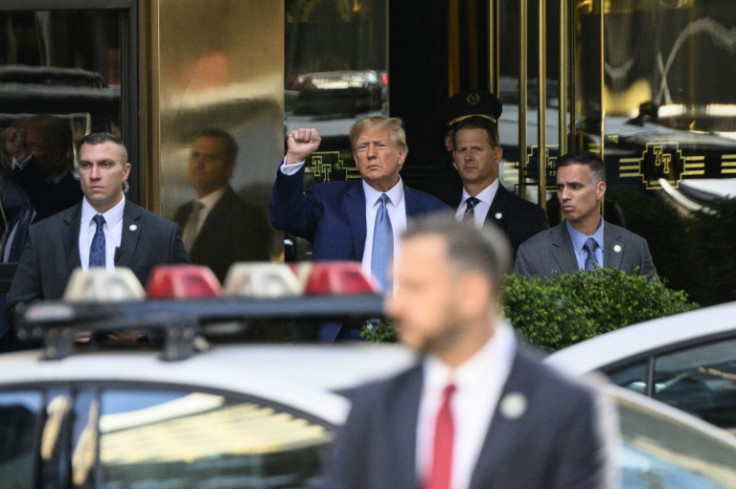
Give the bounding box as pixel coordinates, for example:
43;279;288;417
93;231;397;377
371;194;393;292
583;237;598;271
463;197;479;225
89;214;106;268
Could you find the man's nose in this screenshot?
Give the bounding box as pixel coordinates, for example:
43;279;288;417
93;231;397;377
366;143;378;158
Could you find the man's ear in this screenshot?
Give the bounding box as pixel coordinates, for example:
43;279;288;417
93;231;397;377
455;272;492;319
596;180;607;200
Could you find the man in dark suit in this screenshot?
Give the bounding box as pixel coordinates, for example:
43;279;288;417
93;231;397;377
173;129;270;283
425;91;548;256
515;150;656;279
10;115;84;222
6;132;189;318
322;215;616;489
270;116;447;340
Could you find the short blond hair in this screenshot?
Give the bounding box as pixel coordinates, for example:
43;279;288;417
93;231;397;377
350;116;408;154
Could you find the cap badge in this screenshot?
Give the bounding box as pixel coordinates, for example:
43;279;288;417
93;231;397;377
467;93;481;106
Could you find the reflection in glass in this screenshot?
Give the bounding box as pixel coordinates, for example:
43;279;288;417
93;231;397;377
617;392;736;488
0;390;42;489
653;339;736;434
99;389;331;488
285;0;388;182
0;11;122;136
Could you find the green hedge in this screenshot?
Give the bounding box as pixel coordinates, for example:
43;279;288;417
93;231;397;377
363;268;697;350
503;268;697;351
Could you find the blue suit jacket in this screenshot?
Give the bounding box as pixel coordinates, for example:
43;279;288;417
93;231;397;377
6;199;190;313
322;345;613;489
270;166;448;261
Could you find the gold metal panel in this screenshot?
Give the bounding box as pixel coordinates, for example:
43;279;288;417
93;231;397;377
149;0;284;221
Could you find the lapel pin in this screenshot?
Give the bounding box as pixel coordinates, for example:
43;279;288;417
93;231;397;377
129;224;138;232
495;212;503;220
614;244;622;253
499;392;527;420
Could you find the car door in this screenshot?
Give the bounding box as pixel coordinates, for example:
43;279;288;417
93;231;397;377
0;382;334;489
606;336;736;434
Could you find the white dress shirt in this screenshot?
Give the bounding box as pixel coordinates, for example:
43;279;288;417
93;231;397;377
279;159;408;285
416;320;517;489
184;187;225;239
454;180;499;228
79;196;126;270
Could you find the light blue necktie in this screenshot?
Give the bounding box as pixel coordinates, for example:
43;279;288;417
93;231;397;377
89;214;106;268
371;194;393;292
583;237;598;271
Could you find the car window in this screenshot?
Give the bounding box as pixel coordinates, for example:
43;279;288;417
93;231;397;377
608;361;648;395
97;388;332;489
617;392;736;488
652;338;736;434
0;390;43;489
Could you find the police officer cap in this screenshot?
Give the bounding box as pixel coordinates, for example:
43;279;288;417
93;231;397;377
444;90;503;127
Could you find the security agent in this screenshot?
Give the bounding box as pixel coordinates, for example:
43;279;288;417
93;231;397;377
322;214;617;489
6;132;189;329
425;91;548;256
514;150;656;279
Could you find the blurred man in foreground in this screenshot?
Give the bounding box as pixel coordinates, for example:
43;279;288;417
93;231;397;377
323;214;617;489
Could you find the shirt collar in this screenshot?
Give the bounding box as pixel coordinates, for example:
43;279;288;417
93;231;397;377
197;187;226;212
423;319;517;394
565;218;605;253
81;194;126;227
363;178;404;208
460;179;499;207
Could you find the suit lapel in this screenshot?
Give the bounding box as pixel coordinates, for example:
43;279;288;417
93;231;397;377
62;205;83;272
469;350;537;488
404;184;419;216
485;184;510;226
550;223;579;273
388;365;423;488
344;180;367;260
192;188;233;252
603;223;623;269
116;201;143;267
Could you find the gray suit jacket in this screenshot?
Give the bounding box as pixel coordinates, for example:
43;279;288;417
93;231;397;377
6;200;189;312
322;346;614;489
514;221;657;279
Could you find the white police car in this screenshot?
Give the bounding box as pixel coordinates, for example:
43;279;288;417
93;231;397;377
1;264;735;489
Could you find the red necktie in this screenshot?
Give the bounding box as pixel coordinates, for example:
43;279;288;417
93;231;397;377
425;384;456;489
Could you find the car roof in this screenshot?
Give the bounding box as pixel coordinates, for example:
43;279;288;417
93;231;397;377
545;301;736;375
0;343;416;425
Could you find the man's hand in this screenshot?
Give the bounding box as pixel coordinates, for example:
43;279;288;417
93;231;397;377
285;128;321;165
